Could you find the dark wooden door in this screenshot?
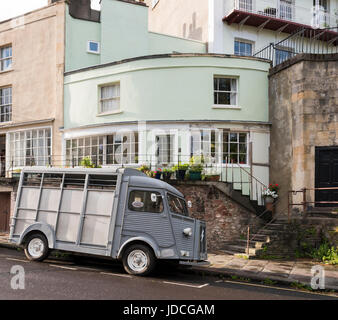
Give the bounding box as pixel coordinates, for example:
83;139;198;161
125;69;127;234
315;147;338;207
0;193;10;232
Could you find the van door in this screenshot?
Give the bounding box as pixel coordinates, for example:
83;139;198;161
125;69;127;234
122;189;176;252
167;193;196;260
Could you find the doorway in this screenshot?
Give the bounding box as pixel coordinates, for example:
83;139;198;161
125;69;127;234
315;147;338;207
0;192;10;232
0;135;5;177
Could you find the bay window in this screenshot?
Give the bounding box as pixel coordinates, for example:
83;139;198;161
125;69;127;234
8;128;51;167
66;132;139;166
191;129;248;165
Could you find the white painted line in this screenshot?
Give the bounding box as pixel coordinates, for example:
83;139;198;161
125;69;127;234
49;264;78;271
77;266;102;272
163;281;209;289
222;280;338;298
6;258;29;263
100;272;132;278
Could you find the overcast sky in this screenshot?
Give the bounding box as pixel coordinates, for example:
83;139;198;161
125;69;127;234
0;0;101;22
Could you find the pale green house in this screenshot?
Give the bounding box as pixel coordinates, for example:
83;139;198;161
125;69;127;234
63;0;271;204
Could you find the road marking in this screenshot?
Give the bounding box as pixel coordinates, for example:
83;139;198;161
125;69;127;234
49;264;78;271
101;272;132;278
6;258;29;263
77;266;103;272
218;279;338;298
163;281;209;289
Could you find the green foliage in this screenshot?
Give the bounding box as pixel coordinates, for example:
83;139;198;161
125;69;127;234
189;156;204;172
138;164;150;172
263;278;277;286
290;282;313;291
311;242;338;265
80;157;101;168
172;162;189;171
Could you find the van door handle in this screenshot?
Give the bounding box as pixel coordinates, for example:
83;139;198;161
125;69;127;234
183;228;192;236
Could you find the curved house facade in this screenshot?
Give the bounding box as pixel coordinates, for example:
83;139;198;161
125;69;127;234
63;53;271;190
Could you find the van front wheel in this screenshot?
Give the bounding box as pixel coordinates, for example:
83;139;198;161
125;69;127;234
24;233;49;262
122;244;156;276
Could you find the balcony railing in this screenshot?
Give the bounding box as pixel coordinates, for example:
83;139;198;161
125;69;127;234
225;0;338;29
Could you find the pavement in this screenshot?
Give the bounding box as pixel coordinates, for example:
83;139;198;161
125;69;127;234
1;233;337;291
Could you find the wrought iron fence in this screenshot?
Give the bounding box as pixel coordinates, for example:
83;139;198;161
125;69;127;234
253;27;338;67
2;153;269;206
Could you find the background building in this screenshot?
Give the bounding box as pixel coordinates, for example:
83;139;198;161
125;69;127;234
269;53;338;213
0;0;66;232
145;0;338;55
63;0;271;217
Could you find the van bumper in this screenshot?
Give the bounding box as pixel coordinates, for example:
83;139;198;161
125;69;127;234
179;260;210;267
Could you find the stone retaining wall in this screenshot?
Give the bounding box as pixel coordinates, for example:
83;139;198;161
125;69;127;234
170;181;263;250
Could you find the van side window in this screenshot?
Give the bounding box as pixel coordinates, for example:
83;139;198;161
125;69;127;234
167;194;188;216
128;190;163;213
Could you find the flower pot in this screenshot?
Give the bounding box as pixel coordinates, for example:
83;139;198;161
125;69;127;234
265;196;274;204
176;169;186;180
155;172;162;179
189;171;201;181
162;172;172;180
206;175;220;182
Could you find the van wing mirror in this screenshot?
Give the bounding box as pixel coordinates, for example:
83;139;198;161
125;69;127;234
187;201;192;208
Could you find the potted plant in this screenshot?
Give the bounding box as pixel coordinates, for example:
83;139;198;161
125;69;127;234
262;184;279;212
138;164;150;175
80;157;101;168
173;163;189;180
12;168;22;178
205;174;220;182
204;167;220;182
162;167;173;181
188;156;204;181
154;168;162;179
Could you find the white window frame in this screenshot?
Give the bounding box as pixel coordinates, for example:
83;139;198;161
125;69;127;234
87;41;100;54
6;126;52;171
0;86;12;123
0;45;12;72
190;129;249;167
213;76;239;109
234;39;254;56
98;83;121;115
151;130;178;166
65;132;139;167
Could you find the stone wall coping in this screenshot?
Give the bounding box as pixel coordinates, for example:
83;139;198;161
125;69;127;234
269;53;338;77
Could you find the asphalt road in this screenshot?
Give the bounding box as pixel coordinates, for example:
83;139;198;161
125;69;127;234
0;247;336;301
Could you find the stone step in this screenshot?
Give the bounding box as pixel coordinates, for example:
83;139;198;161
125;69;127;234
223;239;266;249
221;244;260;256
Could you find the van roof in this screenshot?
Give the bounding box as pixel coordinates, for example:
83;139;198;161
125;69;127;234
21;167;143;175
20;167;184;198
128;175;184;198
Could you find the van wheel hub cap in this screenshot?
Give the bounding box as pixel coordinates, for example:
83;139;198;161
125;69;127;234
128;250;148;272
28;238;44;258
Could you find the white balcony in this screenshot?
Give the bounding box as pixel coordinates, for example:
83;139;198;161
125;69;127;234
224;0;337;30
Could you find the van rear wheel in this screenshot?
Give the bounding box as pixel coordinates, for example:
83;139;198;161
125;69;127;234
24;233;49;262
122;244;156;276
